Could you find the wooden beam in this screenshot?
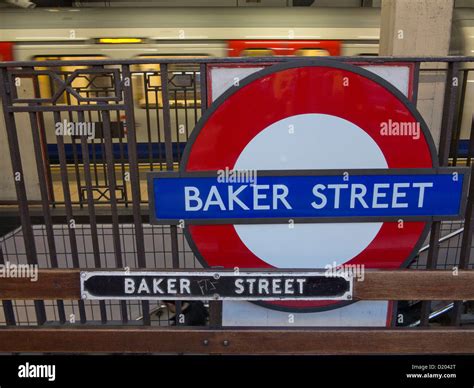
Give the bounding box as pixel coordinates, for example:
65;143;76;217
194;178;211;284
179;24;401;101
0;269;473;301
354;269;474;300
0;269;80;300
0;327;473;354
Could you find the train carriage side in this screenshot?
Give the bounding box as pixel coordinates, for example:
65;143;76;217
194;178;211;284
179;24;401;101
0;7;383;181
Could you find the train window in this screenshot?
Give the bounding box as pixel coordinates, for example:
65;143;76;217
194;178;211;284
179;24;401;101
133;55;206;109
295;49;330;57
240;49;275;57
34;55;107;104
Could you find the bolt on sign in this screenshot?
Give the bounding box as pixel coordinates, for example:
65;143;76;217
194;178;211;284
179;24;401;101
145;60;469;317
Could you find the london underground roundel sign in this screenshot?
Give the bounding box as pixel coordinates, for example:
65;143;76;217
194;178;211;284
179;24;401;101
148;60;468;312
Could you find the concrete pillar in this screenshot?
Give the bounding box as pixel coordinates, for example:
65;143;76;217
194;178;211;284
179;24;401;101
379;0;454;149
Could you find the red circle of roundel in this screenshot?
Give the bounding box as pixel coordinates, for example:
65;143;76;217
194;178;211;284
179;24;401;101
182;60;436;313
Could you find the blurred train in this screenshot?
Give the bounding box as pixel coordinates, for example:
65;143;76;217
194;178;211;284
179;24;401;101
0;6;474;162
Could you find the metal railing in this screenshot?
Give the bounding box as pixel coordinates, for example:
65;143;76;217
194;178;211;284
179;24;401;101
0;56;473;354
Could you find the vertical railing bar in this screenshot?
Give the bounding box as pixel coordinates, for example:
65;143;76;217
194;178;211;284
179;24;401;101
160;63;182;322
78;110;108;324
28;110;66;324
174;90;180;161
86;92;100;188
193;70;198;125
154;88;163;172
452;118;474;326
54;110;79;268
411;62;420;105
161;64;174;172
0;246;16;326
419;225;441;326
200;63;207;115
116;109;128;206
439;62;460;166
122;64;149;325
452;69;468;166
71;129;84;207
53;110;87;324
100;88;109;188
160;226;166;269
467;116;474;166
101;103;128;323
100;120;108;187
184;77;190;140
208;264;223;327
420;61;459;326
143;71;153;171
48;71;55;99
31;75;55;206
65;92;83;208
0;67;47;326
208;301;223;329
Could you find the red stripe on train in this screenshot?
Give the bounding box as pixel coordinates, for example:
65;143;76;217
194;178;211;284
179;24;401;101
227;40;341;57
0;42;14;62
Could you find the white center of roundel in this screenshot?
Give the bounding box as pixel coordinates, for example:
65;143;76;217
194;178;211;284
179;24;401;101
233;113;388;268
